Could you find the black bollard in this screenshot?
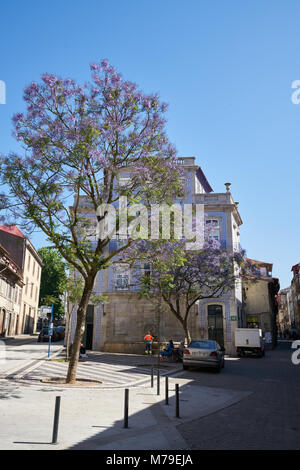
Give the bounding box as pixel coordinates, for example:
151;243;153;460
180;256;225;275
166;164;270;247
124;389;129;428
157;369;160;395
52;396;61;444
175;384;180;418
165;376;169;405
151;367;154;388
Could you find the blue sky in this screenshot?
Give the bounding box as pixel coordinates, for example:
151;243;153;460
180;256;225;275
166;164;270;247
0;0;299;288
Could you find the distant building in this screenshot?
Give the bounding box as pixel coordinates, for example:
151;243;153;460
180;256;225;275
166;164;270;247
242;258;280;348
0;243;23;336
0;225;42;335
290;263;300;330
278;287;292;334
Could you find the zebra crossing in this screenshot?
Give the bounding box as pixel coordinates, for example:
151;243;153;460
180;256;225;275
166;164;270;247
17;352;178;387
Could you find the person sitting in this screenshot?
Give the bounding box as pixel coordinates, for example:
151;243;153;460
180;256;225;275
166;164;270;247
160;340;174;360
173;341;185;362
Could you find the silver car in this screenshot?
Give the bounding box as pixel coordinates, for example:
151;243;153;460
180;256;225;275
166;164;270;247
183;339;225;372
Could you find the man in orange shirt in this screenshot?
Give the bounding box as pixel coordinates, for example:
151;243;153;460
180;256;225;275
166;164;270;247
144;331;153;355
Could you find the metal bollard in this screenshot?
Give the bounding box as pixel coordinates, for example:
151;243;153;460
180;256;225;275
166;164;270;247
151;367;154;388
52;396;61;444
165;376;169;405
124;389;129;428
175;384;180;418
157;369;160;395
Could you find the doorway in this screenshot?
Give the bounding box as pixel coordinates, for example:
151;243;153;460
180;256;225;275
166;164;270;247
207;304;224;347
83;305;94;350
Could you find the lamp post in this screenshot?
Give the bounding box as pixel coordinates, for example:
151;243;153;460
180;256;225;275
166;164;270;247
48;304;54;358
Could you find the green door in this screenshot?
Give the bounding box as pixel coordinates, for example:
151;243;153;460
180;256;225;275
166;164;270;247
207;305;224;347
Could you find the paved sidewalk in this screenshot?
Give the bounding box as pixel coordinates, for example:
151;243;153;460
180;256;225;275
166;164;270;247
0;335;64;379
9;350;183;388
0;375;251;450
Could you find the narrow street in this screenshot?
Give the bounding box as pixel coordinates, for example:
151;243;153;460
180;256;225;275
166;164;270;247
177;341;300;450
0;339;299;449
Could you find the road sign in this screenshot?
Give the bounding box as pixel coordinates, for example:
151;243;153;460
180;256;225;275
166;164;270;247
41;306;52;315
230;316;237;321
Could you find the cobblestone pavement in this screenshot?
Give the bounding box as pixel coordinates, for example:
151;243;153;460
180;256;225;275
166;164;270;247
176;341;300;450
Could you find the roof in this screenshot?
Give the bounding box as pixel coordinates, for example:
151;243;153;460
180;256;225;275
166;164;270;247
196;167;213;193
245;258;273;272
291;263;300;273
0;224;25;239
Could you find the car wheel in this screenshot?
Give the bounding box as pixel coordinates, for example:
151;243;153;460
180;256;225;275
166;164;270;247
183;364;189;371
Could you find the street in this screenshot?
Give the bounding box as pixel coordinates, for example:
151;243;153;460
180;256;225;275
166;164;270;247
0;338;299;450
177;341;300;450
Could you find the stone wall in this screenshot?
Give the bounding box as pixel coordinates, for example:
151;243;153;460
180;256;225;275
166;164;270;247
98;292;202;353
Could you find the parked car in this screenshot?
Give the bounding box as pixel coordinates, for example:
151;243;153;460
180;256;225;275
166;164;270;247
37;327;61;342
182;339;225;372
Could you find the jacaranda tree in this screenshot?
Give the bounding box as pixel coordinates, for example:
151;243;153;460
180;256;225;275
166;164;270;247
124;236;247;344
0;60;183;383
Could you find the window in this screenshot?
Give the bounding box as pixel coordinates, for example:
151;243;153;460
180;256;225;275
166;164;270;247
27;255;31;270
116;273;129;290
0;278;4;295
114;264;130;290
7;284;12;300
143;263;151;277
188;340;215;350
14;287;18;303
118;176;131;187
32;261;35;276
206;218;221;241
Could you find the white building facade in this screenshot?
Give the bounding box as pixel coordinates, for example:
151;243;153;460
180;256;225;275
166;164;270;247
70;157;243;355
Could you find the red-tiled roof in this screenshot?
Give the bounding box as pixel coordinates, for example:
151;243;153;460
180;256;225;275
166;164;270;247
0;224;25;239
245;257;273;271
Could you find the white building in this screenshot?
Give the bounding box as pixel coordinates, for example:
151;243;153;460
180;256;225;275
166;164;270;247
70;157;243;355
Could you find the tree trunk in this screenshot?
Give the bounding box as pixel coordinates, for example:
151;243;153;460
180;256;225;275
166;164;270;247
66;275;95;384
65;303;74;361
183;319;191;345
161;296;191;345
